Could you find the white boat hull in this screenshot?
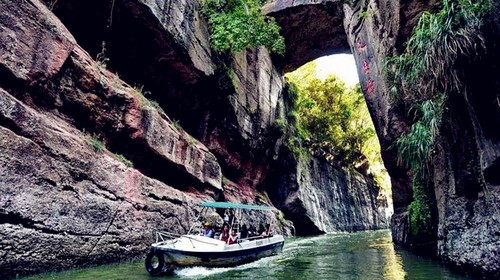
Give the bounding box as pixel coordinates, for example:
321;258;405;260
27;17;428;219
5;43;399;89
146;235;284;274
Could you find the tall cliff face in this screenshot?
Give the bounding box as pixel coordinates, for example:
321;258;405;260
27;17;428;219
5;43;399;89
0;1;222;277
428;9;500;276
0;0;389;278
344;0;499;276
268;149;389;236
266;0;500;277
41;0;286;195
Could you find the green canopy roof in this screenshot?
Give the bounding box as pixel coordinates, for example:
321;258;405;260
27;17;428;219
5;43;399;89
199;201;274;211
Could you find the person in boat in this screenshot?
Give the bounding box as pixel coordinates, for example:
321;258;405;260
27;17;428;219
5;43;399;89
263;223;273;237
228;229;238;245
223;209;231;224
219;223;230;243
258;223;266;236
201;222;215;238
259;223;273;237
248;225;256;237
240;224;248;239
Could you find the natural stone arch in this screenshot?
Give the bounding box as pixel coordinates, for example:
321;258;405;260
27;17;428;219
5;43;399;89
263;0;350;72
266;1;500;277
264;0;414;215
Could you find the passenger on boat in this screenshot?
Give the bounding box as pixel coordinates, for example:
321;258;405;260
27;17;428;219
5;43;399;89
262;223;273;237
258;223;266;235
201;222;215;238
223;209;231;223
240;224;249;239
248;225;256;237
219;223;230;243
228;229;238;245
259;223;273;237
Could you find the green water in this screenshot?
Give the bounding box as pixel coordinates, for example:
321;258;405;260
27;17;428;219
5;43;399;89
21;230;473;280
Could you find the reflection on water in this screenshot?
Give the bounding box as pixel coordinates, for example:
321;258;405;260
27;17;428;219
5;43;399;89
373;237;406;279
20;230;472;280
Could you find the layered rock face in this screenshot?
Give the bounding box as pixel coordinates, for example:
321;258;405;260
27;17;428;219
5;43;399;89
0;1;220;278
343;0;499;276
345;0;499;276
266;0;500;277
269;151;389;235
42;0;287;193
428;11;500;276
0;0;389;278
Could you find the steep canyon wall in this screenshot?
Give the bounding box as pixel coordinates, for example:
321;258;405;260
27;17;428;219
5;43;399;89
267;0;500;277
0;0;388;278
268;149;389;236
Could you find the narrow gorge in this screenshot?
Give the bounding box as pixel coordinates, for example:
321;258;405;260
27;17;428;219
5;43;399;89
0;0;498;279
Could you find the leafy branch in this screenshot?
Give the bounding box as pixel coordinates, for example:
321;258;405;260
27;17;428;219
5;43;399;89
202;0;285;54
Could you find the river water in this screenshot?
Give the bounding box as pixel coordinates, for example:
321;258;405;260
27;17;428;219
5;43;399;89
21;230;472;280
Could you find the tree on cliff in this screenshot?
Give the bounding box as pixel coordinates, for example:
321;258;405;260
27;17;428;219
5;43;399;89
285;61;383;176
203;0;285;54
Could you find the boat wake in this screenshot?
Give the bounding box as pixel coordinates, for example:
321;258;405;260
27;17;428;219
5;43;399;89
174;254;283;278
173;234;329;278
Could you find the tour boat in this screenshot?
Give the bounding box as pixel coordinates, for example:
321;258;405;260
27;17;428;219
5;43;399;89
145;201;285;275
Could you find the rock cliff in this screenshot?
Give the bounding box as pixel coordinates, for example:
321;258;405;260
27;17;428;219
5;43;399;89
268;149;389;235
2;0;499;278
0;0;389;278
0;1;221;277
266;0;500;277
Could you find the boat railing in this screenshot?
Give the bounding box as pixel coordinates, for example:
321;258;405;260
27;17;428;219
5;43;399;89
154;230;223;247
155;231;182;243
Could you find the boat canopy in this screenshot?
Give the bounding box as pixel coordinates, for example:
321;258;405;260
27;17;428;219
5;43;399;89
199;201;274;211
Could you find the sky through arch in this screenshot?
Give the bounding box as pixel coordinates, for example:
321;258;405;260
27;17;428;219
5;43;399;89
315;54;359;87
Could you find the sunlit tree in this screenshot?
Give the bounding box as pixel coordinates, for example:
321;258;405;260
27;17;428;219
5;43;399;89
286;62;376;169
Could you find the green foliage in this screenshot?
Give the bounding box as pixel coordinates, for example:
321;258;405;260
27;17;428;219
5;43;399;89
386;0;493;105
218;65;237;90
203;0;285;54
172;119;182;131
286;62;377;167
282;60;390;193
275;209;287;227
222;176;229;186
115;154;133;167
131;85;163;110
187;136;197;146
408;172;435;238
388;0;494;239
132;85;148;105
396;98;444;239
150;100;160;109
360;10;369;19
396;98;444;172
272;118;287;135
96;41;109;69
287;136;309;161
281;82;310;161
87;135;105;152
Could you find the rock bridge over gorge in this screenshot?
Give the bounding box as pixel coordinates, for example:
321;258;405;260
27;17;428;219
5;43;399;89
0;0;499;278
